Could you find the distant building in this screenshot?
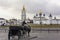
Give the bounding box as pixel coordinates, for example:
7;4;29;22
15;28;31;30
33;13;60;24
33;13;48;24
9;19;17;26
17;19;22;26
51;17;60;24
0;18;6;26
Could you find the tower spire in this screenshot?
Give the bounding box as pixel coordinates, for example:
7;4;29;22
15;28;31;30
21;5;26;21
22;5;25;11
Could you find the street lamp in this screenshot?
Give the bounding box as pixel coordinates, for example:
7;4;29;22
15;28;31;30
39;10;42;32
39;10;42;25
49;14;52;25
43;14;46;24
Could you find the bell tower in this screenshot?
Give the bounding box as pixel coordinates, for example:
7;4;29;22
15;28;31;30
21;5;26;21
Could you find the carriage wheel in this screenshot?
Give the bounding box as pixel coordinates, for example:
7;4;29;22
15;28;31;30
8;35;10;40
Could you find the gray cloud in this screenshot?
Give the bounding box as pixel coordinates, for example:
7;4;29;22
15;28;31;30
0;0;60;19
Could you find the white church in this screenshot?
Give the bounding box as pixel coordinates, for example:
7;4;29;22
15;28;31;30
21;6;60;24
33;13;48;24
33;13;60;24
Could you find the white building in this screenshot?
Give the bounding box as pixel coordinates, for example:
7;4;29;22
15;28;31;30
33;13;60;24
52;19;60;24
33;13;48;24
0;18;6;26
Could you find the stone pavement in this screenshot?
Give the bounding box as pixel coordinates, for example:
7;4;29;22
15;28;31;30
0;29;60;40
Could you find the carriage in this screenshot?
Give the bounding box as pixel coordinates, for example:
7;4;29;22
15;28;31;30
8;25;31;40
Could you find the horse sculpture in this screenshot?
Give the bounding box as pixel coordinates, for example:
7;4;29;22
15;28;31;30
23;24;31;36
8;26;21;40
21;20;31;36
8;25;31;40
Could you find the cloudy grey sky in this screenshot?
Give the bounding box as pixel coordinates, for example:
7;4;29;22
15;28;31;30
0;0;60;19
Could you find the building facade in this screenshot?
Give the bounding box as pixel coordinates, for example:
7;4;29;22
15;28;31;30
0;18;7;26
33;13;60;24
33;13;48;24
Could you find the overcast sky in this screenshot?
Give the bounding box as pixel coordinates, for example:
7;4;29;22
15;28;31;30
0;0;60;19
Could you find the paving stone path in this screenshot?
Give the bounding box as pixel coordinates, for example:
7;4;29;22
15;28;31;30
0;28;60;40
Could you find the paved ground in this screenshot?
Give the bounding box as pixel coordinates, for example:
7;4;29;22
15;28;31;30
0;28;60;40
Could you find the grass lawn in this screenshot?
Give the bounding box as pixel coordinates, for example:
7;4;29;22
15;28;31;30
0;23;60;28
28;23;60;28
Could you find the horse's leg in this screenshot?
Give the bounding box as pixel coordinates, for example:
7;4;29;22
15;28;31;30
28;31;30;37
18;30;21;40
18;35;20;40
8;32;10;40
23;31;26;38
8;35;10;40
28;29;31;37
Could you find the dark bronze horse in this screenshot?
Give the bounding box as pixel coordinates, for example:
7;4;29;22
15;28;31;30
21;20;31;36
8;25;31;40
23;25;31;36
8;26;22;40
